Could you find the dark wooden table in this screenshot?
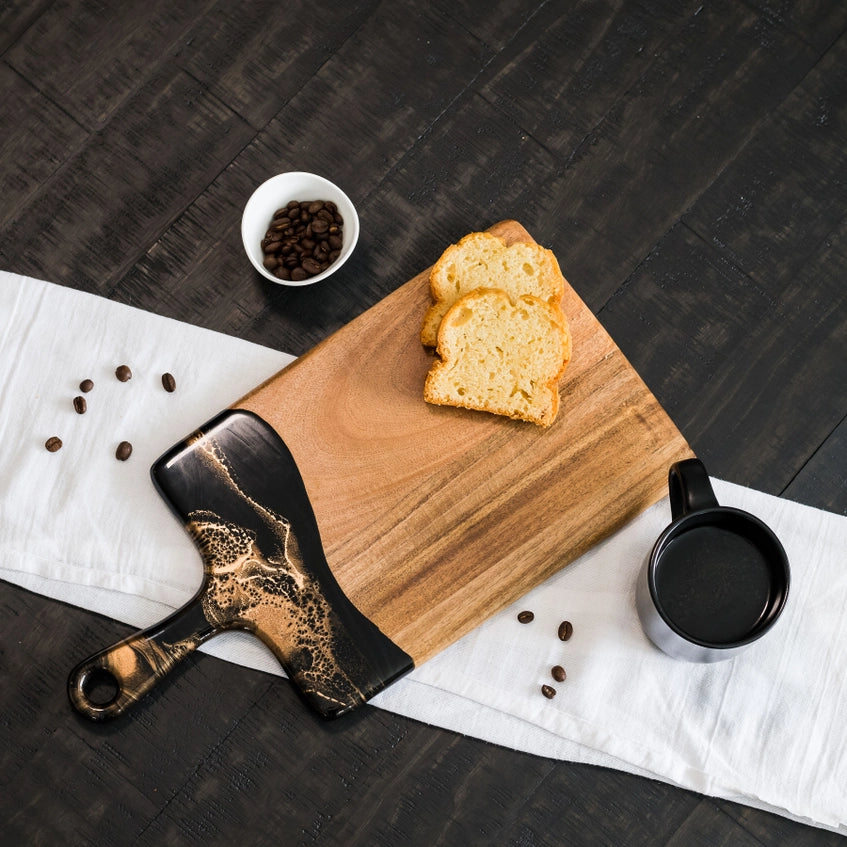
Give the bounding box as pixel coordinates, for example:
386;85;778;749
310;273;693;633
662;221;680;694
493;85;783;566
3;2;846;844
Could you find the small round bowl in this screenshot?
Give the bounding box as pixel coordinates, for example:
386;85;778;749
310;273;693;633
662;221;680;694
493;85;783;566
241;172;359;286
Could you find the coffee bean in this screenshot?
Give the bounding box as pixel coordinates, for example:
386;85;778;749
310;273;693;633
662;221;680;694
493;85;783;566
259;199;344;280
302;257;322;275
541;684;556;699
45;436;63;452
161;372;176;393
557;620;573;641
115;441;133;461
79;379;94;393
517;610;534;624
551;665;566;682
115;364;132;382
73;395;87;414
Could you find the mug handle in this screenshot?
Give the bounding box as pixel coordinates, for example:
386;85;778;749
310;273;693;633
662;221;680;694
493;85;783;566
668;458;718;520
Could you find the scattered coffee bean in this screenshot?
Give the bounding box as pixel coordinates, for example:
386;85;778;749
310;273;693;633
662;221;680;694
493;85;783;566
73;395;87;414
517;610;535;624
115;364;132;382
79;379;94;393
541;684;556;699
45;436;63;453
551;665;566;683
260;199;344;281
557;620;574;641
115;441;133;461
161;372;176;393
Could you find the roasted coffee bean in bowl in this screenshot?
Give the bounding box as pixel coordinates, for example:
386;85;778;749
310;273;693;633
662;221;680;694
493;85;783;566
241;172;359;286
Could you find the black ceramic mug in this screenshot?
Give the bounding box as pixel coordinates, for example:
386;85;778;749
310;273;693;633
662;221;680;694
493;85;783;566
636;458;790;662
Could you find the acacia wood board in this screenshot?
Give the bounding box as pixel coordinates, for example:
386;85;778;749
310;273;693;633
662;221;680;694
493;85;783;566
235;219;693;665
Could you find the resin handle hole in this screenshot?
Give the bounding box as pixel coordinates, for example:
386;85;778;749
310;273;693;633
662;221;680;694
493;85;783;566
78;666;121;708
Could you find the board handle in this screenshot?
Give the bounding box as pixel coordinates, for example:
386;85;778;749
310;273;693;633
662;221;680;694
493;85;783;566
68;409;414;721
67;597;217;721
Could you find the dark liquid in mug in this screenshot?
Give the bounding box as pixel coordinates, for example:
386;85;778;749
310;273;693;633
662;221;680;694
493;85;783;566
654;525;773;644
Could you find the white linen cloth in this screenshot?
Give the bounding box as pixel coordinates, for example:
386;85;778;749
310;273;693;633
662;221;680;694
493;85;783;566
2;271;845;835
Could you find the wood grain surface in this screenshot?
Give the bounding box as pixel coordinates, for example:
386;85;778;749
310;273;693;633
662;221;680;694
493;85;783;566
237;219;692;664
2;1;847;845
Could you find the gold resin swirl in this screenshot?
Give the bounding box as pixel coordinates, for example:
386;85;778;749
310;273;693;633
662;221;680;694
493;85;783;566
186;436;367;710
69;410;412;721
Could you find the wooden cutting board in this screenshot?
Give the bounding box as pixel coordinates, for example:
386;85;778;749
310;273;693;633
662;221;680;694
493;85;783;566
67;219;694;722
235;219;693;665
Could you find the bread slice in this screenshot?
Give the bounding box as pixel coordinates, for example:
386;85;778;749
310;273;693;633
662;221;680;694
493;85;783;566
421;231;566;347
424;288;572;427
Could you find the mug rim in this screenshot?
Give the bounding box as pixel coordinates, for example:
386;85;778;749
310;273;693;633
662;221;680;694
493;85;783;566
647;506;790;651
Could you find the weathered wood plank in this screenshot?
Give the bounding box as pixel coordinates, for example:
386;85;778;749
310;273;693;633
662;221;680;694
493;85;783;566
432;0;554;51
597;221;847;494
350;91;562;289
189;2;493;238
664;801;774;847
5;0;217;129
598;34;847;493
0;0;52;54
0;64;88;229
479;0;831;306
744;0;847;51
480;0;703;140
174;0;382;130
783;416;847;515
721;800;847;847
111;3;497;342
1;67;255;292
683;34;847;293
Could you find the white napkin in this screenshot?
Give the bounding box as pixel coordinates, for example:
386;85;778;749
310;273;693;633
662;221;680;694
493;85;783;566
2;271;845;835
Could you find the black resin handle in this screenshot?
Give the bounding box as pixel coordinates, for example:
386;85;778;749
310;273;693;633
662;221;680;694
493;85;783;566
68;597;218;720
68;409;413;721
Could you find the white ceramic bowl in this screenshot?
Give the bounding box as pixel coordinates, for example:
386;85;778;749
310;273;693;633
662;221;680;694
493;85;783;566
241;172;359;286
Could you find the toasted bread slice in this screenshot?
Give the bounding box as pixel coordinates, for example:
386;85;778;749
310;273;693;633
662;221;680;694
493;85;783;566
424;288;571;427
421;231;565;347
